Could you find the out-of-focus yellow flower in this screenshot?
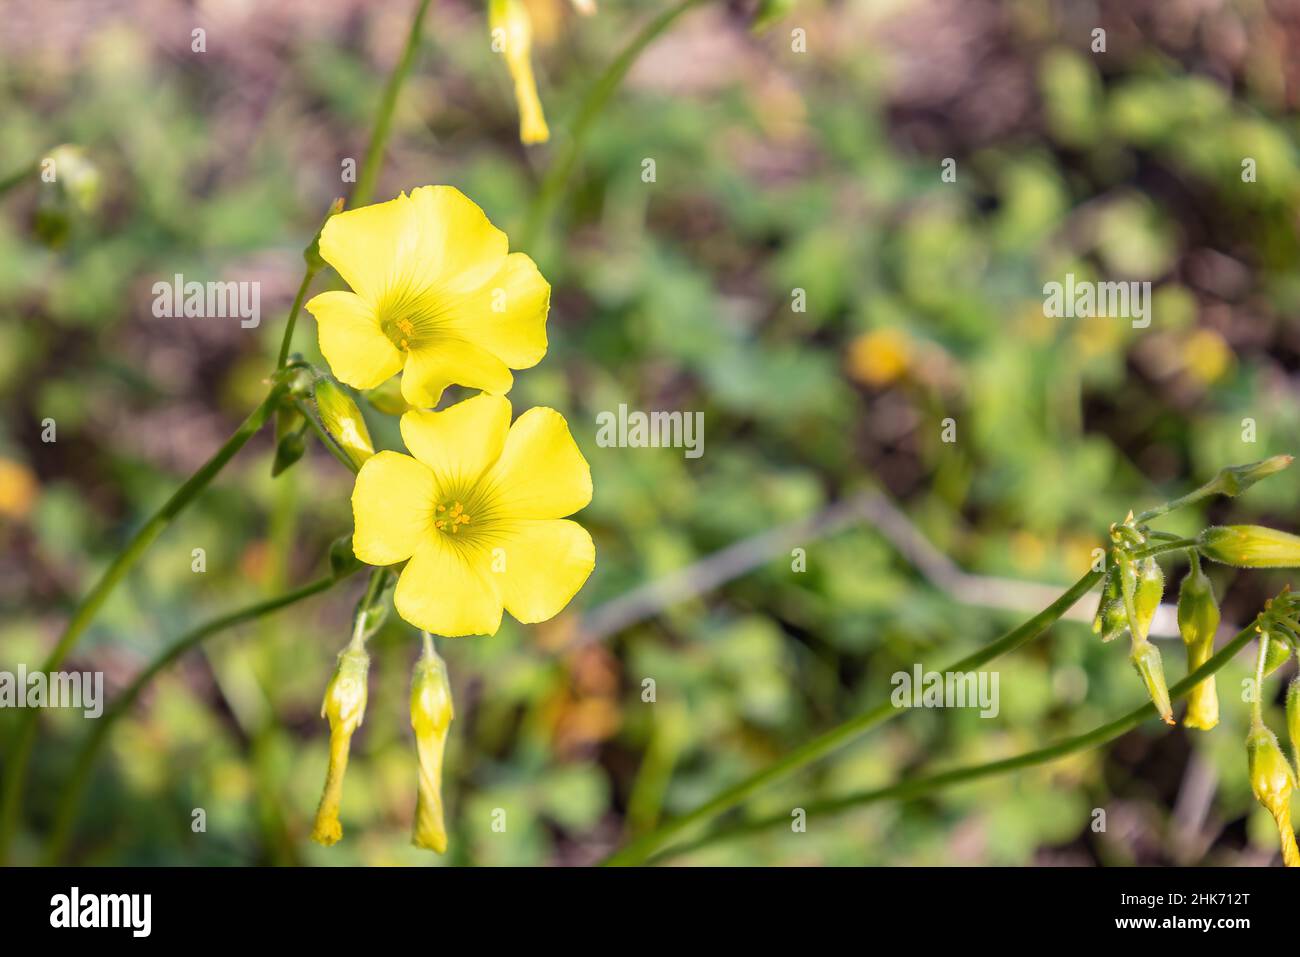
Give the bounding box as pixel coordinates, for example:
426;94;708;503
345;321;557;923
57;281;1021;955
570;0;596;15
490;0;550;145
847;329;911;387
1182;328;1233;385
0;458;37;521
305;186;550;410
351;393;594;637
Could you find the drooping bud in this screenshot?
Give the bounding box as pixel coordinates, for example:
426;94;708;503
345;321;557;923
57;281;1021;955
313;376;374;470
490;0;550;144
311;645;370;846
1246;723;1300;867
1198;525;1300;568
410;639;455;853
1177;560;1220;730
1130;639;1174;725
304;197;346;271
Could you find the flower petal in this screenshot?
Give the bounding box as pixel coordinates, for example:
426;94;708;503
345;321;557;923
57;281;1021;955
395;539;503;637
307;290;404;390
409;186;509;296
317;194;418;302
486;407;592;519
498;519;594;624
351;451;436;565
400;340;514;409
444;253;550;370
400;394;511;489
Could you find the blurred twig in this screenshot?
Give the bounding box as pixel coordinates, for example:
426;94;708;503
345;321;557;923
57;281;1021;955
578;487;1195;645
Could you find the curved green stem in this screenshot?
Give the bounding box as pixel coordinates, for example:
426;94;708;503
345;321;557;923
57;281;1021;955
351;0;434;209
649;617;1259;864
43;568;359;864
601;567;1104;866
0;387;282;862
519;0;707;249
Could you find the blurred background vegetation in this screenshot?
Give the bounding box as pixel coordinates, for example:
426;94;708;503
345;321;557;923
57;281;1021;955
3;0;1300;865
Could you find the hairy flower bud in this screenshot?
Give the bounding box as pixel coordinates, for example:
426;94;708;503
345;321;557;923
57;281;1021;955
1094;561;1128;643
1246;723;1300;867
1209;456;1294;498
410;642;454;853
311;646;370;846
1130;639;1174;725
1288;675;1300;777
1132;557;1163;642
1177;562;1220;730
1199;525;1300;568
314;376;375;470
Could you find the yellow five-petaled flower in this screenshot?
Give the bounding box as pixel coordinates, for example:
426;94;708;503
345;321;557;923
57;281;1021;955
352;392;594;637
305;185;550;409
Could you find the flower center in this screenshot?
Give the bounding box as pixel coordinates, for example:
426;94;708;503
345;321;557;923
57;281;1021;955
382;315;419;352
434;500;473;535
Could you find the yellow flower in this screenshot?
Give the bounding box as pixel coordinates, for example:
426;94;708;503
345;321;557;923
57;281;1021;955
490;0;550;145
304;186;550;409
351;392;594;637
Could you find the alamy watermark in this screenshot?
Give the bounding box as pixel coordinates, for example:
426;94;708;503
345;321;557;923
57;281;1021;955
890;665;1000;718
1043;273;1151;329
0;666;103;718
595;403;703;459
152;273;261;328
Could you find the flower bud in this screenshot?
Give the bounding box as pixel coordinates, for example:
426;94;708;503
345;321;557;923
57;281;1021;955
311;646;370;846
1246;723;1300;867
329;534;363;580
1177;562;1220;730
1130;639;1174;725
1209;456;1293;498
314;376;374;470
363;376;410;416
271;405;308;477
490;0;550;144
305;197;346;271
1093;562;1129;643
1262;628;1294;679
1132;557;1163;642
1198;525;1300;568
410;644;454;853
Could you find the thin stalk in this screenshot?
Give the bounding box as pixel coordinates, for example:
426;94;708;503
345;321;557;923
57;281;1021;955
43;569;358;864
601;567;1104;866
1251;632;1269;728
1129;538;1199;561
0;161;36;196
0;386;283;861
519;0;707;249
351;0;434;208
275;265;321;370
650;617;1259;864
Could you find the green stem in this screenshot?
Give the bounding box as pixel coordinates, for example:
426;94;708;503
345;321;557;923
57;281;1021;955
1129;538;1199;560
0;387;282;862
1252;632;1269;728
351;0;434;209
42;569;358;864
519;0;707;249
275;265;321;370
649;617;1259;864
601;567;1104;866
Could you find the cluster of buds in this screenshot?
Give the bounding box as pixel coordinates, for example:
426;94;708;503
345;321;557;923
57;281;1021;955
1093;517;1174;725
